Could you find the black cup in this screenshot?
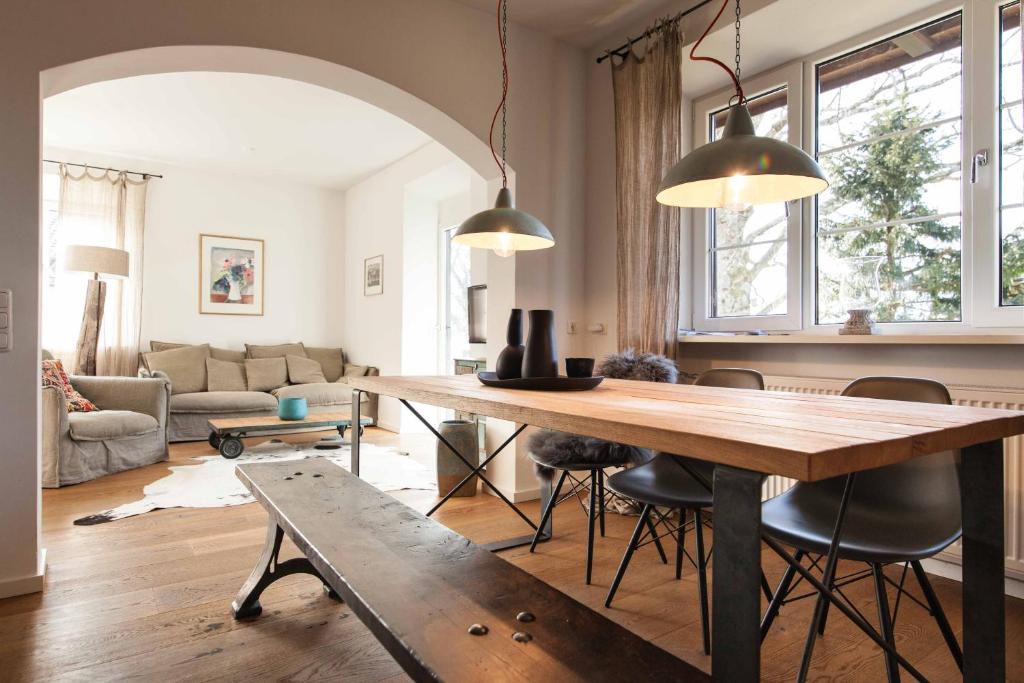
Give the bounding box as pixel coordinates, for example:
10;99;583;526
565;357;595;378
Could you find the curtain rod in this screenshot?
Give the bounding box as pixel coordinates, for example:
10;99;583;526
43;159;163;179
596;0;714;64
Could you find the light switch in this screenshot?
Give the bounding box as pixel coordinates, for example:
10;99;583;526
0;312;7;329
0;291;8;309
0;289;9;352
0;333;8;351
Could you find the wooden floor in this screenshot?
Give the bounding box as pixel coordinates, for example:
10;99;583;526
3;427;1022;681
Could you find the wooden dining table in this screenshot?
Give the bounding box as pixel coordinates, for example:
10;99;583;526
347;374;1024;682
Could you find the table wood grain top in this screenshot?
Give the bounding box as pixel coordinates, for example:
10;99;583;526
349;375;1024;481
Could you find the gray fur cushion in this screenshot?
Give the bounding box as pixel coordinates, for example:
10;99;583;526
597;348;679;383
528;350;675;479
529;430;652;480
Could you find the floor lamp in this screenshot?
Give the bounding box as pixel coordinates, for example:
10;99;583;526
65;245;129;376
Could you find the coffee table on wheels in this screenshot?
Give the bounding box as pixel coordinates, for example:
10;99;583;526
207;413;374;459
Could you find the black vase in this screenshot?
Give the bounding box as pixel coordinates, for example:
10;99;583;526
495;309;525;380
523;309;558;378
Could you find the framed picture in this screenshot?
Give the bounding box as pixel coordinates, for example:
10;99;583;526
199;234;264;316
467;284;487;343
364;255;383;296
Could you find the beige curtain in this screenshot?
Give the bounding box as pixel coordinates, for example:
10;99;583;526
51;166;149;376
611;25;682;358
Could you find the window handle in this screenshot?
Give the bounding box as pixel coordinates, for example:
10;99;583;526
971;149;989;184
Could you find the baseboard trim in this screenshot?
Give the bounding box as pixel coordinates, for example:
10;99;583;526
0;549;46;599
483;484;541;503
919;555;1024;599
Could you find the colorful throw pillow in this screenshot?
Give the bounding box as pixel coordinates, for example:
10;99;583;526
41;359;98;412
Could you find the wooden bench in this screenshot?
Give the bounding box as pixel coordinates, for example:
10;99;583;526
232;458;709;682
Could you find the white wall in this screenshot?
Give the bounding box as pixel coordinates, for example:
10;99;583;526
45;148;345;352
343;142;477;431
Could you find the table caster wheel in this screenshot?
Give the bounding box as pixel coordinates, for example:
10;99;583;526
220;436;244;459
209;431;222;449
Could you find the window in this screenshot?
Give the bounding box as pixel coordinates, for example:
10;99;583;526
689;1;1023;333
815;14;964;324
709;88;790;318
1000;1;1023;306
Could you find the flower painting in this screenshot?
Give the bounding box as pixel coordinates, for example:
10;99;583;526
199;234;264;315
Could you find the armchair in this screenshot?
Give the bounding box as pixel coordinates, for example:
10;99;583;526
42;374;171;487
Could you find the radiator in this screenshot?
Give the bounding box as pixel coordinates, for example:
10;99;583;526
762;375;1024;583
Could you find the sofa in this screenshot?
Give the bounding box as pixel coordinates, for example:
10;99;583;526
43;352;171;488
138;341;378;442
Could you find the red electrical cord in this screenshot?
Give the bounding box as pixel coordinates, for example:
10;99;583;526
689;0;744;102
489;0;509;187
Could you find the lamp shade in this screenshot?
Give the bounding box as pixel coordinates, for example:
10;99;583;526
452;188;554;256
657;103;828;208
65;245;129;279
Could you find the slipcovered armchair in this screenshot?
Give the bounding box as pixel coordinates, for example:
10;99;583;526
42;372;171;488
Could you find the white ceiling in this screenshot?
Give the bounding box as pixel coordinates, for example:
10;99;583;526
43;72;433;189
453;0;678;46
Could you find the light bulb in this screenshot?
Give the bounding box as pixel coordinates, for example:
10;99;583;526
493;234;515;258
723;174;752;212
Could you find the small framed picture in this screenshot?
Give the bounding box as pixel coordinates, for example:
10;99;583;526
364;255;383;296
199;234;264;316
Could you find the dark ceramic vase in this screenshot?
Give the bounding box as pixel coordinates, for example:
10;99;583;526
495;309;525;379
523;309;558;378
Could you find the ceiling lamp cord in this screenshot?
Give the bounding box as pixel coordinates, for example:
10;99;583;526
690;0;745;103
489;0;510;188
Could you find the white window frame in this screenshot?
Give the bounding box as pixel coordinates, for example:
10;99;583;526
688;0;1024;334
692;63;805;332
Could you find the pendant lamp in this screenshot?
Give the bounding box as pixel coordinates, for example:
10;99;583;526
657;0;827;209
452;0;554;257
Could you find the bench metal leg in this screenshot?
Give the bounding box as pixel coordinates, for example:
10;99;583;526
232;521;340;619
351;390;363;477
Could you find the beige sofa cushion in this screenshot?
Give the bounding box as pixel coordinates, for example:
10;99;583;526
245;358;289;392
67;410;159;441
170;391;277;414
305;346;345;382
149;340;245;363
246;342;306;359
143;344;211;394
272;383;355;408
286;354;326;384
207;358;247;392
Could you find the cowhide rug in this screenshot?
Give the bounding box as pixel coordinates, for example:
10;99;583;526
74;439;436;526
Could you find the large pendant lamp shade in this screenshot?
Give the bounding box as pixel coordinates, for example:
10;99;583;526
657;103;828;208
452;0;554;257
657;0;828;209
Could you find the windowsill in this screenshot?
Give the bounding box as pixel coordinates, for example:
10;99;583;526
678;333;1024;345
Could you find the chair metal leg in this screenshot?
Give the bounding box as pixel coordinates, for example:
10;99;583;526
872;563;901;683
646;513;669;564
605;504;651;607
694;507;711;656
910;560;963;671
675;509;686;580
586;469;598;585
598;469;606;537
530;469;568;553
797;473;857;683
760;548;805;642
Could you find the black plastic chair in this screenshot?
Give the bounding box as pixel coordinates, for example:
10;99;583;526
603;368;766;655
760;376;963;683
527;350;679;584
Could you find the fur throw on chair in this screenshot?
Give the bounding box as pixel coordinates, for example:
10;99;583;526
597;348;679;383
528;349;678;480
528;431;652;480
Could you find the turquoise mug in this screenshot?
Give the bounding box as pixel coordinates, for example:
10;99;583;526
278;397;308;421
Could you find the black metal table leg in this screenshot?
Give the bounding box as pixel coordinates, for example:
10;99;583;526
351;389;363;477
232;521;340;619
712;465;764;682
961;439;1005;682
480;475;552;552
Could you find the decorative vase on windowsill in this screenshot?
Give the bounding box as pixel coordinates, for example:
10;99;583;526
838;256;884;335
